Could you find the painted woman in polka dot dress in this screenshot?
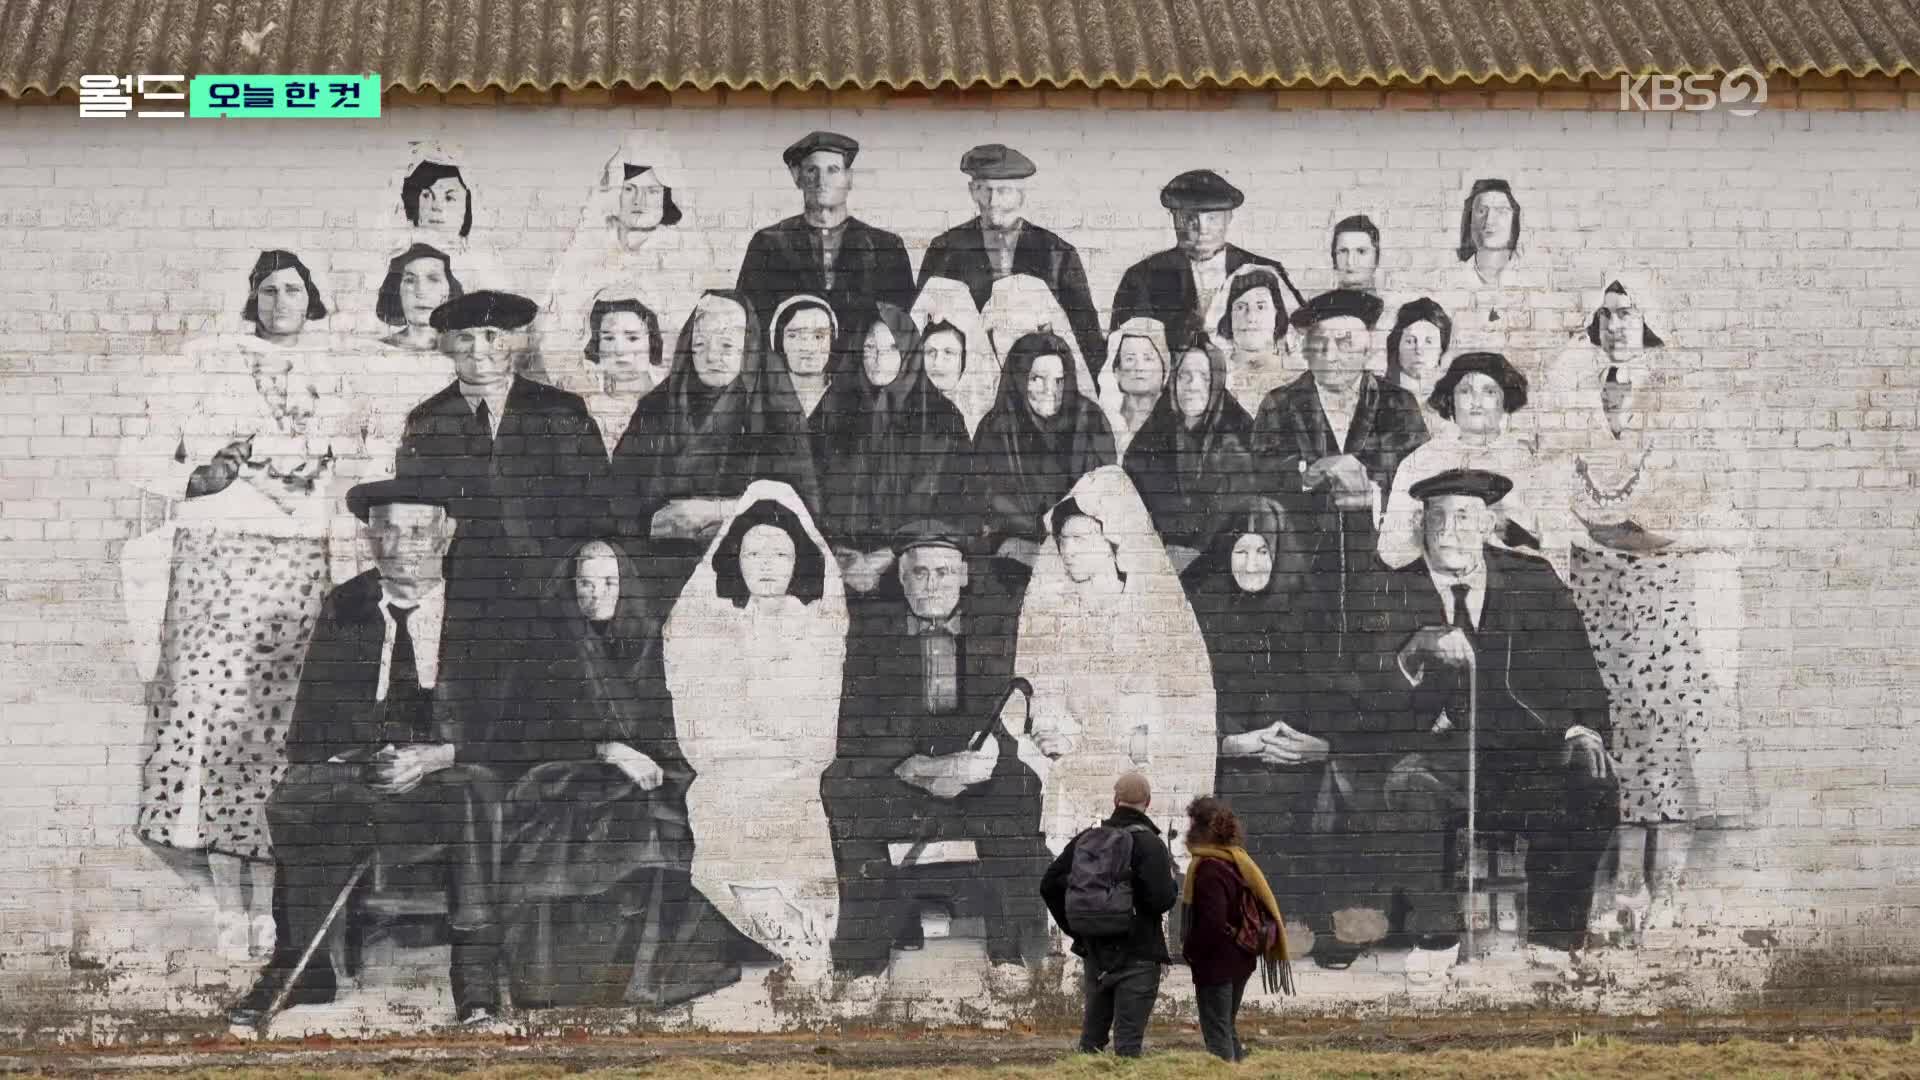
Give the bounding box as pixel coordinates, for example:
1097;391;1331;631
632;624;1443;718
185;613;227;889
120;251;363;962
1538;271;1749;934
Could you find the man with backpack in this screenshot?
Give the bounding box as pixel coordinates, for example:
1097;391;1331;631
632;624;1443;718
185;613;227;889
1039;771;1178;1057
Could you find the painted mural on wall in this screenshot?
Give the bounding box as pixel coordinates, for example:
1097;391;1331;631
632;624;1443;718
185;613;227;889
114;127;1751;1033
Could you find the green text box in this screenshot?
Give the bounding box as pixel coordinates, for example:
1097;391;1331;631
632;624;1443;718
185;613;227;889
189;75;381;118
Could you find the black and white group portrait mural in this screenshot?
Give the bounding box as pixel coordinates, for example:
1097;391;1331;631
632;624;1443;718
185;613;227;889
112;122;1754;1033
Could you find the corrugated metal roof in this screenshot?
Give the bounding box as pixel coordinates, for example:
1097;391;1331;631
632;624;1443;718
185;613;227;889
2;0;1915;97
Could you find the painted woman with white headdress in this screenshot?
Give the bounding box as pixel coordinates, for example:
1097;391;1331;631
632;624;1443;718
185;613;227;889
541;137;714;397
1015;466;1216;856
1539;270;1751;933
1095;317;1171;456
910;276;1000;437
662;479;846;980
379;140;512;294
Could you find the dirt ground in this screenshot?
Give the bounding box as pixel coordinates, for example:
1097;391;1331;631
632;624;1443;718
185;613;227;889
6;1010;1920;1077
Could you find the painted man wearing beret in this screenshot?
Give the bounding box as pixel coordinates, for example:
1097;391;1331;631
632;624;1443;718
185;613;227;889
1341;468;1617;969
396;290;606;613
917;144;1106;376
819;519;1050;996
229;477;507;1030
1110;169;1305;361
735;130;916;367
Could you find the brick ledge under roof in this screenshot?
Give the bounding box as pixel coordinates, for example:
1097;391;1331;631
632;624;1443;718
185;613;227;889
1;0;1916;98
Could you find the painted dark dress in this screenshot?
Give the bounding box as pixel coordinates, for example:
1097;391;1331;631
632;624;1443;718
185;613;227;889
965;338;1116;580
1122;345;1258;556
608;291;820;599
1181;498;1354;937
496;540;772;1008
815;306;974;553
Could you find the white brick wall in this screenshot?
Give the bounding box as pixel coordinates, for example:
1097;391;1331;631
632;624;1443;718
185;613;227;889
1;101;1918;1043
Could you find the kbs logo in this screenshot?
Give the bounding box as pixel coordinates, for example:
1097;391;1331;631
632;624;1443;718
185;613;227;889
1618;68;1768;116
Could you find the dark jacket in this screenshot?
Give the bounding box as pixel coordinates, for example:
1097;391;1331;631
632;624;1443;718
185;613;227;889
283;569;502;768
396;376;607;560
1250;372;1428;499
918;217;1105;376
1040;806;1178;968
1109;244;1304;363
735;214;915;360
1182;859;1258;987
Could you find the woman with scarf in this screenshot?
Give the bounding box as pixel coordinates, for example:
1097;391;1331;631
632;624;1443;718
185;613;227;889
1204;264;1301;411
1095;318;1171;456
609;290;819;596
1181;495;1342;962
1540;272;1751;933
1123;340;1256;573
910;276;1001;437
1181;797;1293;1062
967;331;1116;581
815;304;973;594
663;481;847;984
767;293;839;431
497;539;773;1009
1017;466;1215;856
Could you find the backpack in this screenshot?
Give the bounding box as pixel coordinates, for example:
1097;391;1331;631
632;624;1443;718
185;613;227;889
1228;869;1281;957
1063;823;1152;939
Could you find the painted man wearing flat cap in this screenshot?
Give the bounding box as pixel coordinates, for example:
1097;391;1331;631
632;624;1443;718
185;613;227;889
917;144;1105;376
1342;467;1616;967
396;289;606;611
819;518;1049;995
229;476;508;1030
1110;169;1305;364
735;131;915;369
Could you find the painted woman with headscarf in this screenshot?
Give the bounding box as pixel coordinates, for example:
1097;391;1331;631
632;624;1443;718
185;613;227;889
497;538;773;1008
911;276;1001;437
1016;466;1216;856
662;481;847;983
982;273;1100;395
816;304;974;593
1540;272;1750;933
542;137;718;396
966;331;1116;577
609;290;820;595
1123;339;1257;573
1181;494;1339;956
1096;317;1171;456
1203;264;1302;411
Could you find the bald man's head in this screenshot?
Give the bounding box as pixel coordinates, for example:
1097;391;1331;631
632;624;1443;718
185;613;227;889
1114;771;1152;810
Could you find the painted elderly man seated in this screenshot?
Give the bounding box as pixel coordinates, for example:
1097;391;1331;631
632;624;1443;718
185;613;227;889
820;519;1051;996
1343;468;1618;971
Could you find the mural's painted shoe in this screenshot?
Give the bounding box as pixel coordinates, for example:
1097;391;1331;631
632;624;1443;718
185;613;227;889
216;911;251;961
248;914;276;961
225;960;338;1029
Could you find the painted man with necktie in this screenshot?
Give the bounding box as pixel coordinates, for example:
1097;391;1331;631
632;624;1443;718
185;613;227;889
228;477;508;1030
734;130;915;369
396;290;604;615
917;144;1105;376
1343;468;1617;969
1109;169;1305;366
